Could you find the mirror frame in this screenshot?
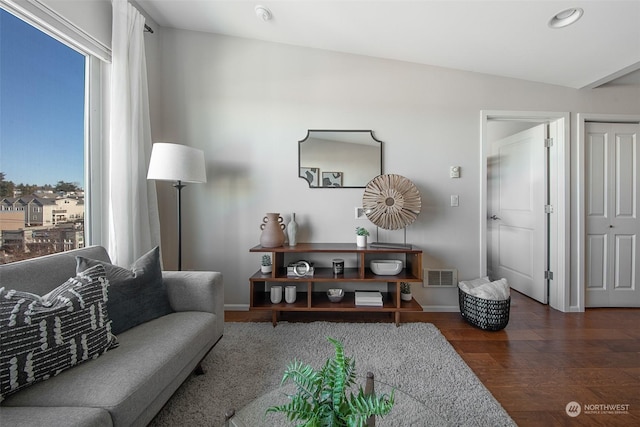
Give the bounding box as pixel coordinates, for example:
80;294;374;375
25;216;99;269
298;129;383;188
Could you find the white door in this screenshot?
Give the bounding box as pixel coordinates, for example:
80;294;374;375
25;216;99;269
585;122;640;307
488;124;548;303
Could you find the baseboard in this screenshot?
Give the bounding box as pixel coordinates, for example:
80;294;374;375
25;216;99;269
420;305;460;312
224;304;250;311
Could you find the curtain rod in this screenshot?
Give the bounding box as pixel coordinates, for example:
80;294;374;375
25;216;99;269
144;24;154;34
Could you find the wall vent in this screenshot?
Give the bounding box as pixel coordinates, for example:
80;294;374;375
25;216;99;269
424;269;458;287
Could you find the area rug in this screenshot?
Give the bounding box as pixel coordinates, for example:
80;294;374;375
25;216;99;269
149;322;515;426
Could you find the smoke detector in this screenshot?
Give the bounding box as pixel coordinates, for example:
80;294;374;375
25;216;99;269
255;5;273;22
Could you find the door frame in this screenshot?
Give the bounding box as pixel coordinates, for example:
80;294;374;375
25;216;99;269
576;113;640;311
480;110;570;312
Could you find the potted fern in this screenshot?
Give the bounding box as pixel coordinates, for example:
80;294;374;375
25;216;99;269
355;227;370;247
261;254;272;274
266;337;394;426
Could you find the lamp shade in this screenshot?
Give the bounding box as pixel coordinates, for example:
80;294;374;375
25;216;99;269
147;142;207;183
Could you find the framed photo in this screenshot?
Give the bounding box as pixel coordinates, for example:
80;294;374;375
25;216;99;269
300;167;319;187
322;172;343;187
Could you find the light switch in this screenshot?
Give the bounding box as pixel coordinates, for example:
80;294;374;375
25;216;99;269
451;195;459;207
450;166;460;178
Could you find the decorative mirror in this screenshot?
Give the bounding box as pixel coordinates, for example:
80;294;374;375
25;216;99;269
298;130;382;188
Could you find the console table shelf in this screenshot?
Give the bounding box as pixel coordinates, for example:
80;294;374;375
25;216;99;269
249;243;423;326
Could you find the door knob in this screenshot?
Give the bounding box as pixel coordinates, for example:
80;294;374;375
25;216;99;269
490;215;501;220
609;225;614;228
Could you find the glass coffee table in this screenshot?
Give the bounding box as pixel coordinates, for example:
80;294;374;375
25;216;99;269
223;374;449;426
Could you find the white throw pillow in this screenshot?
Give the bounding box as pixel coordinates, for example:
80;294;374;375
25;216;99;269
458;276;490;294
459;277;510;300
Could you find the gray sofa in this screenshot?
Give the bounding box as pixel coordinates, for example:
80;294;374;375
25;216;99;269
0;246;224;427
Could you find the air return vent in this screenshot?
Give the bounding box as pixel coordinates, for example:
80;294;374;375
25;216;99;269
424;269;458;287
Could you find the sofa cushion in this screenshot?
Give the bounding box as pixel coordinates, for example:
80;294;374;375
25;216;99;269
1;311;219;427
76;246;172;335
0;246;111;295
0;264;117;402
0;406;113;427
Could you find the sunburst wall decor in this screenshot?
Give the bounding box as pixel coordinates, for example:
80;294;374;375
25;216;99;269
362;174;421;230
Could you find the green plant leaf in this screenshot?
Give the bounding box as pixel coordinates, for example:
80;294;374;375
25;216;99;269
266;337;395;427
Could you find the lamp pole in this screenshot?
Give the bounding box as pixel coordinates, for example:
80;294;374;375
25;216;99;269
174;180;185;271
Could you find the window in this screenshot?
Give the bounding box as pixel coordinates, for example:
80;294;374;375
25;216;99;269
0;4;104;263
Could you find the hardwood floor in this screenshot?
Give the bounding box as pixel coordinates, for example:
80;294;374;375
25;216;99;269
225;291;640;426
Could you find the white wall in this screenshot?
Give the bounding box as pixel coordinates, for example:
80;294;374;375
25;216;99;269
152;28;640;310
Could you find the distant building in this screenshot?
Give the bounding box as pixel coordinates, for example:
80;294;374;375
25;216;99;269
0;211;25;231
1;224;84;263
0;195;85;264
0;195;84;227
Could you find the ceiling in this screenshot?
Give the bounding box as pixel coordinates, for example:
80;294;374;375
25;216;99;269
136;0;640;89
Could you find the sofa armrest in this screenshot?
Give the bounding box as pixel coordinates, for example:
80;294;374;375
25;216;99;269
163;271;223;316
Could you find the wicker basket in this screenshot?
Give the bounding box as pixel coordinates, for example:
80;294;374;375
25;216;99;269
458;288;510;331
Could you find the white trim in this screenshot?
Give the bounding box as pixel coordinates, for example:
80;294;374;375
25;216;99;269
85;56;106;245
576;113;640;312
0;0;111;62
480;110;570;312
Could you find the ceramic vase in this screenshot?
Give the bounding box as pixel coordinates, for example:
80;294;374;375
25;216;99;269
260;213;285;247
270;286;282;304
285;286;297;304
287;213;298;246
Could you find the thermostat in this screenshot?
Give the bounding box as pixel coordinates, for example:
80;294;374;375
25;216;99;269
450;166;460;178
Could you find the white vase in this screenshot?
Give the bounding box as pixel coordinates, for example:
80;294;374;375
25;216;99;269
287;213;298;246
356;235;367;247
261;265;272;274
401;292;412;302
285;285;297;303
270;286;282;304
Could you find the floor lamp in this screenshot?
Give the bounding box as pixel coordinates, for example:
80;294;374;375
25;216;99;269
147;143;207;271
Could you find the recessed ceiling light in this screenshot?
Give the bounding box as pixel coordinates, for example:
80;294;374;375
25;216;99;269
548;8;584;28
255;5;273;22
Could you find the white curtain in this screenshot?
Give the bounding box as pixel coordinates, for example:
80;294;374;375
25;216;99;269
107;0;160;266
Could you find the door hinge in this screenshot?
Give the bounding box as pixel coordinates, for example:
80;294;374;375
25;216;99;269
545;138;553;148
545;271;554;280
545;205;554;214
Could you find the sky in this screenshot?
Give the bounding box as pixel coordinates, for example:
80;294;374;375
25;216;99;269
0;8;85;188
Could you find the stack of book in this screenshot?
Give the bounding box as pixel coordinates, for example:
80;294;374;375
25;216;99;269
287;262;315;278
355;291;383;307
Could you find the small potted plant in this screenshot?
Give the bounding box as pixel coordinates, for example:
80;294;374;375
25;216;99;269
266;337;394;425
400;282;412;301
261;254;272;274
355;226;370;247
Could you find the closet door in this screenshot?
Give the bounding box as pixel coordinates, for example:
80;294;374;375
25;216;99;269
585;122;640;307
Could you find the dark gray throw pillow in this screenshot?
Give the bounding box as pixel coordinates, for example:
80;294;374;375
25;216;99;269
76;246;172;335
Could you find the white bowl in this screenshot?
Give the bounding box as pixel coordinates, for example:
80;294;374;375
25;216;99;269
370;260;403;275
327;288;344;302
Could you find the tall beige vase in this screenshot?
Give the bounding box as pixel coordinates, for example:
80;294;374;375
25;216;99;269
260;213;285;247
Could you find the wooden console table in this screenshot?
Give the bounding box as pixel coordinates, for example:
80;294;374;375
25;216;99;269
249;243;423;326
